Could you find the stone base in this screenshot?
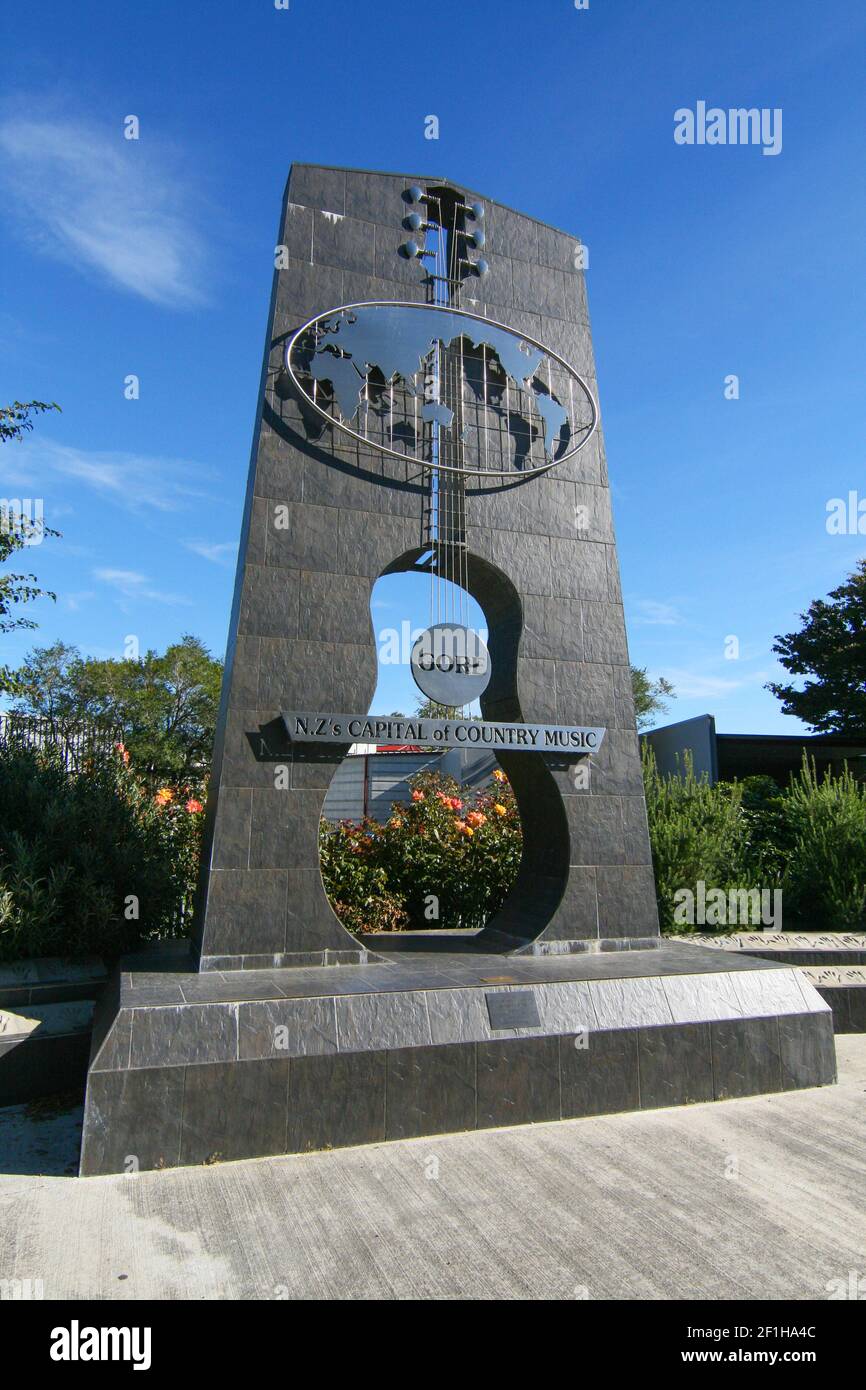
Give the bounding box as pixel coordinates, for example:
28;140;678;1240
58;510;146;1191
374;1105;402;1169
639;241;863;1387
79;942;836;1176
802;967;866;1033
676;931;866;968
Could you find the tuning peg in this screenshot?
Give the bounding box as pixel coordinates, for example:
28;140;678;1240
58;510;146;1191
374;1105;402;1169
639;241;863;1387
403;240;435;260
467;228;486;250
406;185;425;203
475;258;489;277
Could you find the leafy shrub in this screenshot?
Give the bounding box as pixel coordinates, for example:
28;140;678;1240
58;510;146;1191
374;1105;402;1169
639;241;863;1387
320;768;522;933
777;758;866;929
318;818;409;933
0;740;203;963
642;746;759;933
642;750;866;932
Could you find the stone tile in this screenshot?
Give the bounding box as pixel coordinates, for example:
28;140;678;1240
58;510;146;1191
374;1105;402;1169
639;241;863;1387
238;997;338;1060
289;164;347;216
619;797;654;865
264;501;341;573
426;988;507;1044
559;1027;639;1118
563;794;625;866
210;788;251;870
554;661;615;726
710;1016;783;1099
488;201;539;263
180;1059;289;1165
476;1036;560;1128
279;199;313;260
590;975;673;1030
249;787;322;872
777;1012;837;1089
662;970;744;1024
335;990;432;1052
512;260;575;319
288;1051;386;1152
80;1067;184;1175
298;571;373;643
597;866;659;938
343;170;410;225
521;594;583;662
199;868;287;958
312;211;376;275
468;526;552;596
226;636;260;709
549;537;609;601
252;435;305;506
638;1022;714;1109
543;867;599;942
337;509;414;578
89;1009;133;1073
534;980;599;1033
731;967;818;1020
238;565;300;640
582;602;630;666
258;638;376;709
385;1043;476;1140
129;1004;238;1069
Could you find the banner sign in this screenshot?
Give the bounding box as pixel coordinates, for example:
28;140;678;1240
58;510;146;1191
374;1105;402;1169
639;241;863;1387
282;711;605;753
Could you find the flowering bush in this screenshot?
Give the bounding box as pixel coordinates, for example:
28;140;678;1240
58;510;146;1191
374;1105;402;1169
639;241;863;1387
0;739;205;962
320;768;522;933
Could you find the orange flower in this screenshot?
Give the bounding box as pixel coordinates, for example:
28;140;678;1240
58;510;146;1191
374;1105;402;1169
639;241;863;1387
155;787;174;806
185;798;204;813
114;742;130;766
411;789;425;802
389;816;403;829
493;802;508;816
492;768;507;782
466;810;486;828
449;797;463;810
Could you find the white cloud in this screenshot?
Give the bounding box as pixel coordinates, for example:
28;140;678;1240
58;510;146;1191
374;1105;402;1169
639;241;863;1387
663;668;745;700
63;589;95;612
14;437;210;513
632;598;684;626
185;540;237;566
93;567;192;606
0;116;209;306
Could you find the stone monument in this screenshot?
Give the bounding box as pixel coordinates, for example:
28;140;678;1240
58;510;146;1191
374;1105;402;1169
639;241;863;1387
79;166;835;1175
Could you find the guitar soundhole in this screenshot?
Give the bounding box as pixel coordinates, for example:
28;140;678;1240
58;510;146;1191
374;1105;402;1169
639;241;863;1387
319;565;525;947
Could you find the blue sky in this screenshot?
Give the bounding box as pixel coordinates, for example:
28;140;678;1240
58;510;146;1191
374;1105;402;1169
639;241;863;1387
1;0;864;731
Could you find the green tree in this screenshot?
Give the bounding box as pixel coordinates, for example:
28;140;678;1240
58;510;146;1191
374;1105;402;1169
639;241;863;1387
12;635;223;777
1;401;61;695
414;697;468;720
767;561;866;735
631;666;675;729
0;399;60;444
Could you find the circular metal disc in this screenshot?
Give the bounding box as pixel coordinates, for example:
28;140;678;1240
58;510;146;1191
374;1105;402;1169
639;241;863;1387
410;624;491;706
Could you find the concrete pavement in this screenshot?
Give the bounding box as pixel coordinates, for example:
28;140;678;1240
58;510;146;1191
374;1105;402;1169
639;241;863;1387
1;1036;865;1300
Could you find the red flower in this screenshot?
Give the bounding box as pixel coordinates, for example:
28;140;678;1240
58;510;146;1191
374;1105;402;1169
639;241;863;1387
186;798;204;814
